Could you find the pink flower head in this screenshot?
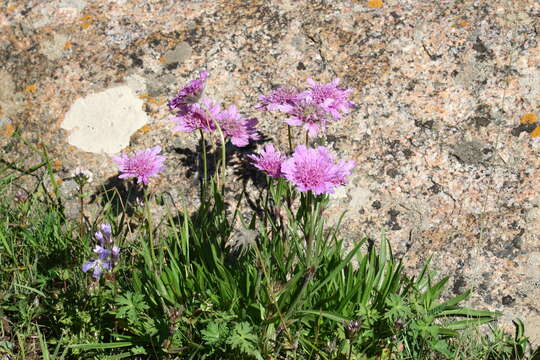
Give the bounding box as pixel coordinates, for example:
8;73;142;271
168;70;209;110
217;105;260;147
281;145;355;195
113;146;166;185
170;97;220;133
248;144;286;178
255;86;300;112
282;97;330;137
304;78;355;120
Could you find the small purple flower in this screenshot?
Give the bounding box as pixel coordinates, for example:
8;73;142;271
93;244;111;258
248;144;286;178
112;245;120;259
95;224;112;246
170;97;220;133
281;145;355;195
82;223;120;280
216;105;260;147
255;86;300;112
168;71;209;110
82;257;112;280
304;78;355;120
113;146;166;185
281;97;330;137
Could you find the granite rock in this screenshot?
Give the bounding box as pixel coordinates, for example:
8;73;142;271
1;0;539;345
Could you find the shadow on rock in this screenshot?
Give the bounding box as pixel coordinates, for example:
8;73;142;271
90;176;143;217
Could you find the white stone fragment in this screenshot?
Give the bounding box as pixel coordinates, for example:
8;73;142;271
61;86;148;154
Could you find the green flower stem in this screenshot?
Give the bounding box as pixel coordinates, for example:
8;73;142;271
263;177;273;229
305;191;315;266
288;125;294;153
143;187;156;263
199;129;208;202
203;108;227;193
78;184;85;236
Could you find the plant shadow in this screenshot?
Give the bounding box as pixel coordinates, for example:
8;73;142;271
90;176;143;218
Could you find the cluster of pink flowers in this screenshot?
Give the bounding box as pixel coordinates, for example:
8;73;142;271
168;71;260;147
249;143;355;195
110;72;356;193
250;76;356;194
256;78;355;138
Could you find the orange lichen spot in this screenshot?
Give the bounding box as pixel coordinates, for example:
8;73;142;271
367;0;383;9
159;56;167;63
138;93;150;99
7;5;17;12
3;123;15;137
63;41;72;50
80;15;93;29
137;124;151;134
520;113;538;124
530;126;540;138
24;84;37;93
53;159;62;172
537;264;540;269
456;20;470;28
56;177;64;186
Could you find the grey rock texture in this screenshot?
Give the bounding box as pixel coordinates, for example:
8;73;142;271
1;0;539;344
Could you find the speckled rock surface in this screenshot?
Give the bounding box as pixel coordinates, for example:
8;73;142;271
1;0;539;344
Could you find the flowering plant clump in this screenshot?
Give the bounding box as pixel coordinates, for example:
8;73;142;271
113;146;166;185
82;224;120;280
281;145;355;195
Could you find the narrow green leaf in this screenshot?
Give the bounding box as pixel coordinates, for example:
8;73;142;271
298;310;349;323
312;239;365;295
14;283;46;297
442;317;495;330
437;308;499;318
68;342;132;350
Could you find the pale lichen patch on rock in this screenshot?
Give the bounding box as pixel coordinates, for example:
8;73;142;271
60;86;149;154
